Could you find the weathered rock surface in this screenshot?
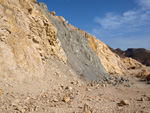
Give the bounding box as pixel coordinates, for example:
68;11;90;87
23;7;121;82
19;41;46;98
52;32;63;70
39;3;111;82
122;57;143;69
0;0;144;83
85;35;127;74
0;0;67;81
76;30;143;74
1;1;150;113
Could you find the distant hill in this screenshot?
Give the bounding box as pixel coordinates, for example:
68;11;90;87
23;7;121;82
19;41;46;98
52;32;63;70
109;47;125;58
125;48;150;66
112;48;150;66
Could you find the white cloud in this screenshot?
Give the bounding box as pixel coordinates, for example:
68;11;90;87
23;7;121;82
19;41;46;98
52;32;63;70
137;0;150;9
94;13;122;29
92;0;150;50
94;8;150;31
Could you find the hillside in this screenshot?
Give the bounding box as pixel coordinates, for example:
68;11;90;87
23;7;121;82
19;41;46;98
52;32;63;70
113;48;150;66
125;48;150;66
39;2;144;75
0;0;150;113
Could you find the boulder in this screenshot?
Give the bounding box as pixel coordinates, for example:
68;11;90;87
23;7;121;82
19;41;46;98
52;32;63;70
51;11;56;16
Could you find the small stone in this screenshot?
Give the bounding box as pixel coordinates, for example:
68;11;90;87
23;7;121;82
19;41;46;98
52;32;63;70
96;84;99;87
137;98;144;101
105;84;108;87
90;83;94;86
63;97;70;102
71;81;76;85
53;98;59;102
66;86;73;90
118;100;130;106
0;89;4;93
102;84;108;87
80;100;84;103
141;98;144;101
85;88;91;92
124;84;131;87
83;104;90;111
87;98;92;101
54;88;58;91
24;97;30;103
76;80;81;85
102;84;105;87
4;84;9;87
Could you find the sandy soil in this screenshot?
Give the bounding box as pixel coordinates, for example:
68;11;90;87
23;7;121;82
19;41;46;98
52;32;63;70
0;67;150;113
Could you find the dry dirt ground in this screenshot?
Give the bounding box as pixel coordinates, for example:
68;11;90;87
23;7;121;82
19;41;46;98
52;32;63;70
0;67;150;113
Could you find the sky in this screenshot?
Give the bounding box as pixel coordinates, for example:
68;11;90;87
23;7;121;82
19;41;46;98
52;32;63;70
37;0;150;50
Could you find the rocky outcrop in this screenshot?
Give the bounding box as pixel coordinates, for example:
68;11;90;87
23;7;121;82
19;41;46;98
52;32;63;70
0;0;67;81
76;30;144;74
76;31;126;74
122;58;143;69
39;2;144;76
0;0;143;83
0;0;112;83
39;3;112;82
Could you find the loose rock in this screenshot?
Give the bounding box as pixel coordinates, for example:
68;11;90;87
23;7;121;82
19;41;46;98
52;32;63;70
66;86;73;91
118;100;130;106
51;11;56;16
63;97;70;102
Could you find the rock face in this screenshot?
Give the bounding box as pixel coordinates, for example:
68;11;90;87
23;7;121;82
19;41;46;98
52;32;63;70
76;30;143;74
39;3;110;82
0;0;145;83
82;33;127;74
0;0;111;83
39;3;143;75
0;0;67;81
87;36;127;74
122;58;143;69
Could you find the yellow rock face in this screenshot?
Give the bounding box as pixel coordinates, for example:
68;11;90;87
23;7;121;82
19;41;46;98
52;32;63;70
0;0;67;80
123;58;143;69
77;30;143;75
88;36;127;74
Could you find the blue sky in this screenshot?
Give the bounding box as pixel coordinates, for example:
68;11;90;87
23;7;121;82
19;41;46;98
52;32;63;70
37;0;150;50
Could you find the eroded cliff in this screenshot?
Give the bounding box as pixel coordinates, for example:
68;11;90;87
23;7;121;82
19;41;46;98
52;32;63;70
39;3;111;82
0;0;67;81
71;27;143;75
0;0;143;83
